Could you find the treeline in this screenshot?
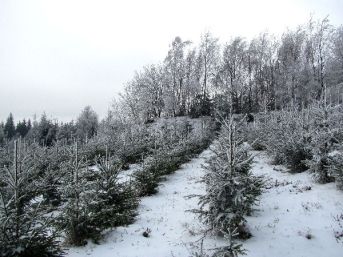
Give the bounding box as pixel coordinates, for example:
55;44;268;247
2;17;342;145
116;17;343;123
0;106;98;146
0;114;32;142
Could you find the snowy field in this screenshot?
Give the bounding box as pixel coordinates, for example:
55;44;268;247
67;148;343;257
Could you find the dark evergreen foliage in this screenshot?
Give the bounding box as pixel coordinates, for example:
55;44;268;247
0;141;64;257
4;113;16;139
55;144;99;246
190;93;213;118
89;157;138;229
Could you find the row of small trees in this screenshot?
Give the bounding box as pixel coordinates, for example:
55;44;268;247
0;116;215;257
245;101;343;188
192;99;343;256
0;140;139;257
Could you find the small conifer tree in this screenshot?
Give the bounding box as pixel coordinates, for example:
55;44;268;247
0;140;63;257
197;116;263;256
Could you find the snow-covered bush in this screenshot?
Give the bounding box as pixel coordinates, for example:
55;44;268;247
306;132;337;183
267;111;312;172
305;104;343;183
197;116;264;256
56;144;100;246
242;120;268;151
328;151;343;190
245;110;312;172
133;159;162;197
79;137;107;164
31;143;71;208
101;122;154;167
0;140;63;257
133;144;183;196
57;144;139;245
244;103;343;185
89;157;138;229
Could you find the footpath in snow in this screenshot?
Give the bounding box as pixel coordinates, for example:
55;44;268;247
67;149;343;257
67;149;214;257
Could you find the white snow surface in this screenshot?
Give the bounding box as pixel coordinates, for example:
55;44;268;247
118;163;141;183
66;149;343;257
245;151;343;257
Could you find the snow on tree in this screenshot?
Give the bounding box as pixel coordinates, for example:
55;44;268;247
306;103;343;183
0;123;5;145
76;106;99;143
56;142;99;246
56;142;139;245
33;142;70;207
0;140;63;257
245;110;312;172
4;113;16;140
196;115;264;256
197;32;220;97
88;153;138;229
328;150;343;190
133;144;172;197
164;37;192;116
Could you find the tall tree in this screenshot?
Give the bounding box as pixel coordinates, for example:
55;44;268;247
16;119;29;138
0;122;5;144
4;113;16;139
76;106;98;142
164;37;191;116
198;32;220;96
37;113;58;146
183;48;201;114
129;65;165;121
277;27;306;107
216;37;248;113
326;25;343;104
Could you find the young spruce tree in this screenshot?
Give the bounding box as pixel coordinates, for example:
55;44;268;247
56;142;99;246
89;151;138;229
197;116;264;256
0;140;63;257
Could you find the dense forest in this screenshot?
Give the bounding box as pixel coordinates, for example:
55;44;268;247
0;18;343;257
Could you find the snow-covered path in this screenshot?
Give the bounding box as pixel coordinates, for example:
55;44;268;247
67;149;343;257
67;149;214;257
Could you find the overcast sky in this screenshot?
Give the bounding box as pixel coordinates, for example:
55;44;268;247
0;0;342;122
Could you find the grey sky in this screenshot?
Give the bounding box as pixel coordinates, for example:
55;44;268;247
0;0;342;122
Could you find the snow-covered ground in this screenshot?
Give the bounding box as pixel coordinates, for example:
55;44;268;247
118;163;141;183
245;151;343;257
66;149;343;257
